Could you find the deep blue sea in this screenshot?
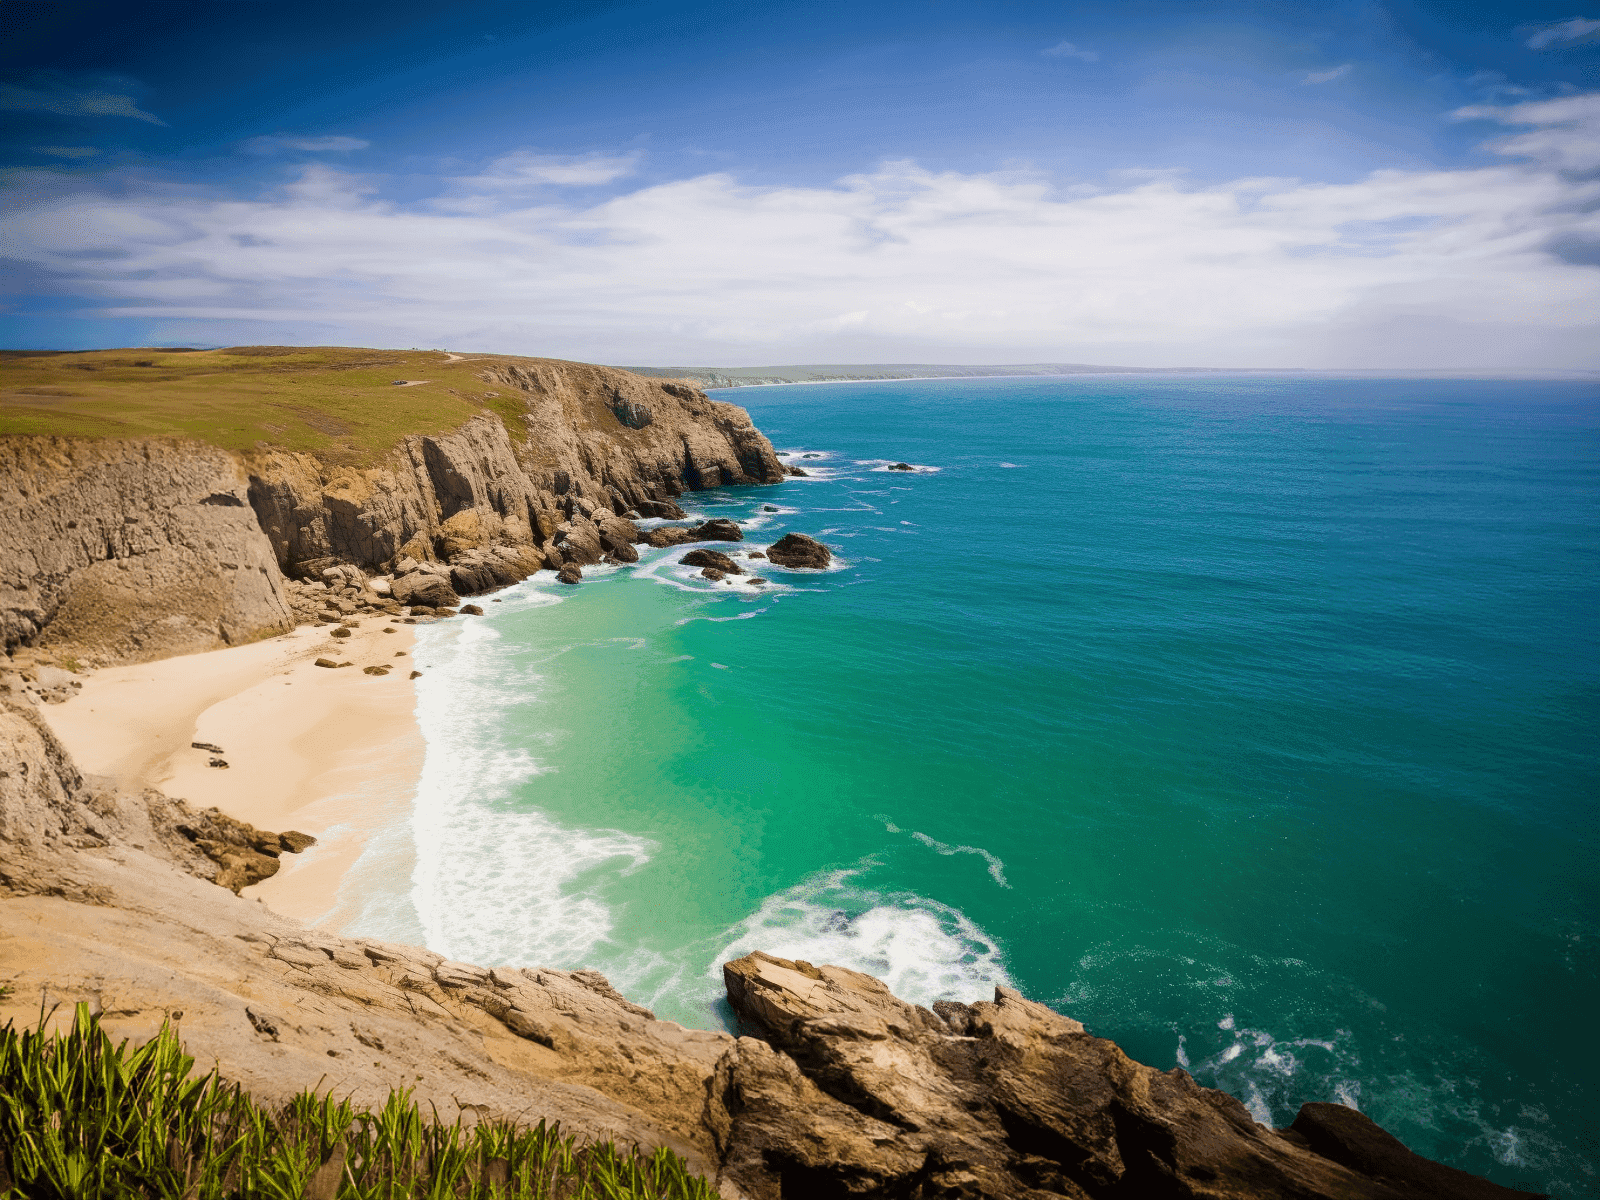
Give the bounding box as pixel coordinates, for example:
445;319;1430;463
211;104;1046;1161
339;374;1598;1196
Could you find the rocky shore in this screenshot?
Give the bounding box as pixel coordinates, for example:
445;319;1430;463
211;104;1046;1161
0;694;1541;1199
0;351;1544;1198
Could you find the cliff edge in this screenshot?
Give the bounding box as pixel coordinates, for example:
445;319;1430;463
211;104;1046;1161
2;348;785;664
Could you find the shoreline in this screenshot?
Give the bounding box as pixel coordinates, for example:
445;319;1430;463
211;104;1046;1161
41;619;425;925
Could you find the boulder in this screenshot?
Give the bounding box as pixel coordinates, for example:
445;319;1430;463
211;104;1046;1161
390;572;460;610
693;518;744;542
766;533;831;569
682;549;743;574
459;604;484;616
313;657;339;668
556;564;583;585
701;568;726;581
786;466;809;477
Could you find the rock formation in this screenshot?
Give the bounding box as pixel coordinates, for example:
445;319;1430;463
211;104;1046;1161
766;532;832;569
2;360;784;664
0;697;1542;1200
682;549;744;575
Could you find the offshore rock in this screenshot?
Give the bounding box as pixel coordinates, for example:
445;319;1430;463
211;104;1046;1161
715;951;1543;1200
556;563;583;585
682;549;743;575
643;518;745;548
765;532;831;569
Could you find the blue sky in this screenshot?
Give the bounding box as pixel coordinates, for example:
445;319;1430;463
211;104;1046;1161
4;0;1598;366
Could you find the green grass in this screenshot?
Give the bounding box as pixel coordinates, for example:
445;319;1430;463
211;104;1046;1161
0;1003;716;1199
0;347;543;466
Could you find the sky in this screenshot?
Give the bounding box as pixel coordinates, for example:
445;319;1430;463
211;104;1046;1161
3;0;1599;368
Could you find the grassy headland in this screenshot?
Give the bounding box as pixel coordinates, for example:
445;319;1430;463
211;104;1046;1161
0;347;540;465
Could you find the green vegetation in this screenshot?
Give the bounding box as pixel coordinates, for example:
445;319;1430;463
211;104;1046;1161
0;347;539;465
0;1004;715;1199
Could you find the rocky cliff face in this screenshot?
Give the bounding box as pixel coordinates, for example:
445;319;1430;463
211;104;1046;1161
0;699;1541;1200
1;361;784;663
0;437;294;663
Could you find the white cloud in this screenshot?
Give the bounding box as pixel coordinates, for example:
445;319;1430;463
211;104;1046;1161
1525;17;1600;49
3;97;1598;369
0;84;164;124
1042;41;1098;62
33;146;99;158
244;135;371;154
1454;93;1600;172
1302;65;1352;85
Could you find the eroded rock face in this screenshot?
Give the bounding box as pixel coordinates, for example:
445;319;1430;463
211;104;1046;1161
0;438;294;662
713;951;1542;1200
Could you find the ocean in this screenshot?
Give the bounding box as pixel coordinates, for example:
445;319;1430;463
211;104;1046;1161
335;374;1598;1196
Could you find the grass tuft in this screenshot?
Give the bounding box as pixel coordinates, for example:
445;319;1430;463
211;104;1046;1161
0;1003;715;1199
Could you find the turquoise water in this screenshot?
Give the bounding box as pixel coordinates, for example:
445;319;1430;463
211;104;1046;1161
347;375;1598;1195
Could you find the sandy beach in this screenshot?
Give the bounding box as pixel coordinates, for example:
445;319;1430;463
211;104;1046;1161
42;619;426;925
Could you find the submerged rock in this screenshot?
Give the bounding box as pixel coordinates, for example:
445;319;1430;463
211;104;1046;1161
765;533;831;569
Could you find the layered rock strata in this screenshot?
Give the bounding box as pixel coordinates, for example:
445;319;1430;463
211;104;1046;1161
0;697;1540;1200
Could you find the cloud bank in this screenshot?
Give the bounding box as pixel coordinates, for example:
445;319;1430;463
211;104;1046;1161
3;96;1598;367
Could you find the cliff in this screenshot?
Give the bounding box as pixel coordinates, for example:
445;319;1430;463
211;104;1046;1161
0;699;1542;1200
1;350;785;664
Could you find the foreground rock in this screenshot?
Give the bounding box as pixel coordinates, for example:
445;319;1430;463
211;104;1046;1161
716;951;1542;1200
765;532;832;569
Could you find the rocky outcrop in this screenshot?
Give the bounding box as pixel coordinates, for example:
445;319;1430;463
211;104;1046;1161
713;951;1543;1200
244;362;783;585
0;437;294;663
2;361;784;663
766;532;832;569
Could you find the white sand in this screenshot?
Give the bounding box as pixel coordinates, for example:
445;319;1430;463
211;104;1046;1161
42;621;426;925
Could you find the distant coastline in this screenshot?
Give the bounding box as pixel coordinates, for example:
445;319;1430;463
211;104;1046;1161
619;362;1600;388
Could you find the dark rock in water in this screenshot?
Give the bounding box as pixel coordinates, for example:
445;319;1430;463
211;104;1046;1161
715;951;1539;1200
785;466;809;477
693;518;744;542
889;462;914;471
747;576;767;586
683;549;743;574
1288;1103;1542;1200
435;608;457;617
802;453;822;458
766;533;831;569
747;551;766;559
556;563;583;585
762;505;779;512
459;604;484;616
643;518;745;548
635;498;688;520
606;540;640;564
701;568;726;581
191;741;224;753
